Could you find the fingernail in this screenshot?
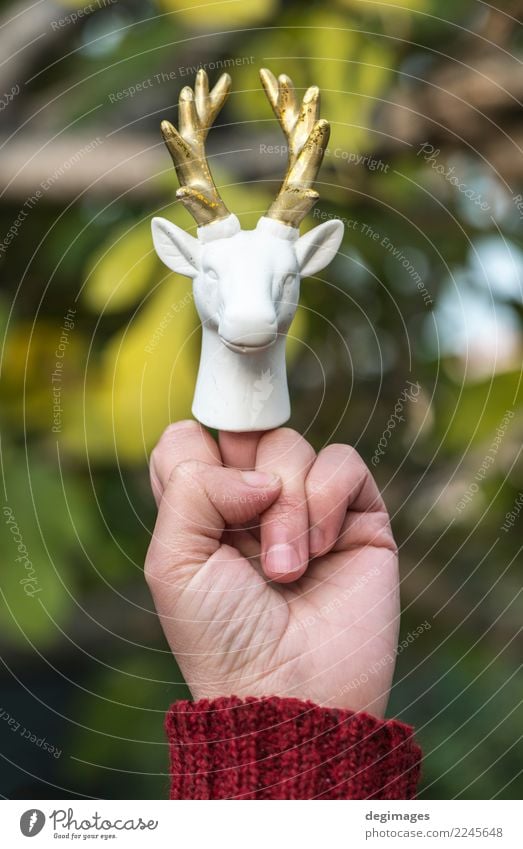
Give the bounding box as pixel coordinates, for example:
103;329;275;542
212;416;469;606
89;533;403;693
241;470;279;487
265;543;301;575
310;527;324;556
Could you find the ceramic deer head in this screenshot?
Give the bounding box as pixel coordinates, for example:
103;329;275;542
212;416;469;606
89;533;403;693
151;68;344;431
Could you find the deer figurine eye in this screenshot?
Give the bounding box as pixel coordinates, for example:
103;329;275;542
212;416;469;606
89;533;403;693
206;268;218;281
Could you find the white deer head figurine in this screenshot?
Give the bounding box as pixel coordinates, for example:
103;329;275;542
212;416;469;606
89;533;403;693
151;68;344;431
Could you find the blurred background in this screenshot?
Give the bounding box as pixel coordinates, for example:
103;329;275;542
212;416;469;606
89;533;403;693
0;0;522;799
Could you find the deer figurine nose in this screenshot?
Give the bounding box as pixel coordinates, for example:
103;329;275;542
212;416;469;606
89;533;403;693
219;310;278;350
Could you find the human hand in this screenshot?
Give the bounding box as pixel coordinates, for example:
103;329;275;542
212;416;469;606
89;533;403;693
145;422;399;718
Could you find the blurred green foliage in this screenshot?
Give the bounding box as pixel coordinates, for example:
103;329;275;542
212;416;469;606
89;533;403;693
0;0;521;800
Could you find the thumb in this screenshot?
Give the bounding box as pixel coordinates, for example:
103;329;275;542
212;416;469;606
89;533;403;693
145;460;281;586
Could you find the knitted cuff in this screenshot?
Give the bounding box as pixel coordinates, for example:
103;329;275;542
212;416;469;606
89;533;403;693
165;695;422;799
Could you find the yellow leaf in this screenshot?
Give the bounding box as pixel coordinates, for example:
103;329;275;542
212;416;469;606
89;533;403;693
156;0;277;26
64;274;199;461
83;219;158;313
339;0;426;10
1;320;87;431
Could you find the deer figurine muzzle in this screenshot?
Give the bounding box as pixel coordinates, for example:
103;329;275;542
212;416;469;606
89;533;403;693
151;68;344;431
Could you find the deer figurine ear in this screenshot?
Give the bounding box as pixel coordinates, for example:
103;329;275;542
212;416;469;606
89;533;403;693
295;219;344;277
151;217;201;277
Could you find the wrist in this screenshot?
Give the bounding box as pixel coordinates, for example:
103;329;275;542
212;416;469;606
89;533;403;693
187;680;390;719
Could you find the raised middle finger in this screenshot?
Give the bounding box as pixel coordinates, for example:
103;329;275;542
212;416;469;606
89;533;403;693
255;427;315;583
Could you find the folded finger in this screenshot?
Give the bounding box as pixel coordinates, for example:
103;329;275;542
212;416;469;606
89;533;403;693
146;461;281;585
306;444;392;557
149;420;221;505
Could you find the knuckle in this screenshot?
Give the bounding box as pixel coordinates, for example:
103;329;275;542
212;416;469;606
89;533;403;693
168;458;202;487
149;441;162;469
273;426;299;441
279;428;315;458
259;427;315;466
372;513;398;556
307;477;329;498
150;421;199;464
323;443;362;464
268;493;305;525
302;440;317;466
160;419;201;445
323;443;368;476
307;444;371;503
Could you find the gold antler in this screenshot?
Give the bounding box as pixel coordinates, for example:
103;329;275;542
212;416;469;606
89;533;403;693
260;68;330;228
161;69;231;226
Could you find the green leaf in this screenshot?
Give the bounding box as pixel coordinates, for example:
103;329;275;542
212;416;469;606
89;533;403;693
440;371;522;452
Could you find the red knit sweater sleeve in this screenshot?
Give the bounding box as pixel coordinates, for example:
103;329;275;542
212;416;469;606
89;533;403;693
165;695;421;799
